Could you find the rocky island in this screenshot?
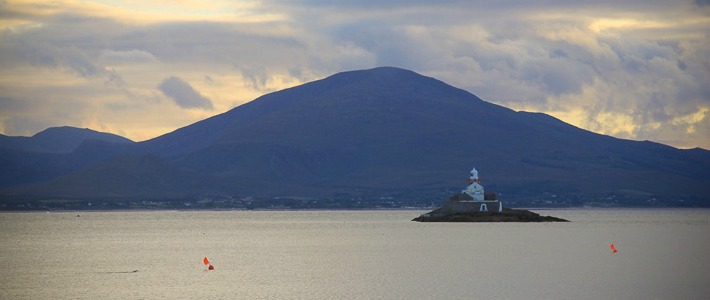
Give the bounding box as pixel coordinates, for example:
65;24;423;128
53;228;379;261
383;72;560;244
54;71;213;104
413;207;568;222
413;167;568;222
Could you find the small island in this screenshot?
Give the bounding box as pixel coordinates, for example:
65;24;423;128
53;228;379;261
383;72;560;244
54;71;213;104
413;207;568;222
413;167;568;222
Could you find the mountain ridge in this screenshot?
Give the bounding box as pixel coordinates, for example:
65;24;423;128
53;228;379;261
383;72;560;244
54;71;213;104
2;67;709;208
0;126;133;154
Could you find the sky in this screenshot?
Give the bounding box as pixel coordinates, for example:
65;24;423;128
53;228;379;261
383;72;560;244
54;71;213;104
1;0;709;149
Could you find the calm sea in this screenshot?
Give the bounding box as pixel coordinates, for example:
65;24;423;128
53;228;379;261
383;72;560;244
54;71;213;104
1;209;708;299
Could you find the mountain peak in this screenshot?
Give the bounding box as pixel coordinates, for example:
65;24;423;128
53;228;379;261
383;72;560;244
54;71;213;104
3;68;709;207
34;126;99;138
1;126;133;154
319;66;454;91
331;66;421;79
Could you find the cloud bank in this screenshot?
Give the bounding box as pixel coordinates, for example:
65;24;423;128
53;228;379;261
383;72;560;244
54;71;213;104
0;0;708;148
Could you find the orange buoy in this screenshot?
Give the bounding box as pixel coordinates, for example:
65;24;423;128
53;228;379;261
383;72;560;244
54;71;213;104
204;257;215;270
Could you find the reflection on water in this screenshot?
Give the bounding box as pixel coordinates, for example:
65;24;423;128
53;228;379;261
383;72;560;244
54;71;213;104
1;209;708;299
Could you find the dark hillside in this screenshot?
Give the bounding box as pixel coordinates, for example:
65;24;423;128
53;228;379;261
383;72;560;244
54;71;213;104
2;67;708;207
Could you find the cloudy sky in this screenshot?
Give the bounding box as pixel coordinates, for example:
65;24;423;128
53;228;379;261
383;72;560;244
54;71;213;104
1;0;709;149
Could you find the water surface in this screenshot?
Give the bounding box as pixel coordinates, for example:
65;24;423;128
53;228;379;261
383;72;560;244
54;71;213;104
1;209;708;299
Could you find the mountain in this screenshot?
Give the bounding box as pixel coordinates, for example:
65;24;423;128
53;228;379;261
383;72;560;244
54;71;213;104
0;127;134;189
0;126;133;153
2;67;709;208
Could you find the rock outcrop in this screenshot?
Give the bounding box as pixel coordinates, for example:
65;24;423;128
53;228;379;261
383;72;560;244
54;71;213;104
413;207;568;222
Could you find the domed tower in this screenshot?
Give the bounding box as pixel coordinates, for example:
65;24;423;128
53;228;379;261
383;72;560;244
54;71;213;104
468;167;479;183
464;167;484;201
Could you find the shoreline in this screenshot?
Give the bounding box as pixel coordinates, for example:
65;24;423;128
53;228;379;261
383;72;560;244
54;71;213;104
3;207;708;214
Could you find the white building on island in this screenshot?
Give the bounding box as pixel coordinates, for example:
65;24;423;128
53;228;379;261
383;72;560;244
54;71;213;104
441;167;503;213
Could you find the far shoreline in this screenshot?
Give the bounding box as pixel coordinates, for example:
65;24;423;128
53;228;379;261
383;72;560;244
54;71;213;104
2;206;709;214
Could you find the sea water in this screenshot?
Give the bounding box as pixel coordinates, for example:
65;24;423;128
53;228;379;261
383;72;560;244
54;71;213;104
1;209;708;299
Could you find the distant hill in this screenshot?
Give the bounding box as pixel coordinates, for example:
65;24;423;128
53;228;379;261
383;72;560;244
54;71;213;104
0;126;133;153
1;67;709;208
0;127;134;188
